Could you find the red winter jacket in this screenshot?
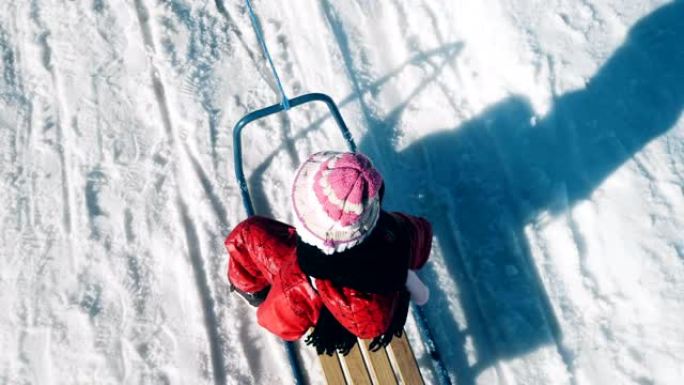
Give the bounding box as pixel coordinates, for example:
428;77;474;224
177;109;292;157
225;212;431;341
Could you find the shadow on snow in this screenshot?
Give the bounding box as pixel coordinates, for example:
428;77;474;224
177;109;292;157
350;2;682;384
245;1;683;384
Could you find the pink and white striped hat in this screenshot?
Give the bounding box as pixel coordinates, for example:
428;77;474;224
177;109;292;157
292;151;383;255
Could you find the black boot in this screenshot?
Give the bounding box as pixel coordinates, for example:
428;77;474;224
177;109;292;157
230;284;271;307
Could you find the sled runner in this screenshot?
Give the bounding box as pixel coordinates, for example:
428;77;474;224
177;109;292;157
231;1;451;384
319;334;424;385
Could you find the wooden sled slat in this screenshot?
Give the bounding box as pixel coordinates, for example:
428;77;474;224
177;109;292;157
318;330;423;385
359;339;398;385
388;333;424;385
339;344;372;385
319;352;346;385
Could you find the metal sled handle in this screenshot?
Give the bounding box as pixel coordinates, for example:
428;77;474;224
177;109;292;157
233;92;357;216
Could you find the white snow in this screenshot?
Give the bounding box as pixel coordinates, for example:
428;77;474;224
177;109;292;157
1;0;683;384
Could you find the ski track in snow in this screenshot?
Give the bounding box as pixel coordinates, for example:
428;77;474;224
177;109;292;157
1;0;683;384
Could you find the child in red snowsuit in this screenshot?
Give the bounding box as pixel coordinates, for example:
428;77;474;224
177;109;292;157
225;151;432;354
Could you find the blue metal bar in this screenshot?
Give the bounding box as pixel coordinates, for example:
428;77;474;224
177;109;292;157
244;0;290;110
233;92;355;385
234;92;356;216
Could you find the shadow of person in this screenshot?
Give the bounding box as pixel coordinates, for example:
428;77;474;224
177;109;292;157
357;1;684;383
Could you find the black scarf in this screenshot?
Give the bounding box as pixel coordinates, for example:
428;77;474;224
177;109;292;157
298;211;412;355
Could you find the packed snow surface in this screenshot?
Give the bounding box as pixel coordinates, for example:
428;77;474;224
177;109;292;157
1;0;683;384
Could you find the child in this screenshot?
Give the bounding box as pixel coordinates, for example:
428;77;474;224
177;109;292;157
225;151;432;355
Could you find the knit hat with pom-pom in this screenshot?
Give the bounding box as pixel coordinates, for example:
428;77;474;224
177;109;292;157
292;151;383;255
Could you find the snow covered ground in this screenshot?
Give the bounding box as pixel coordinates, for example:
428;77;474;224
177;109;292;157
1;0;682;384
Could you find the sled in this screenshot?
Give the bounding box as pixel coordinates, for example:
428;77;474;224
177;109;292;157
233;3;449;383
319;333;424;385
232;94;432;384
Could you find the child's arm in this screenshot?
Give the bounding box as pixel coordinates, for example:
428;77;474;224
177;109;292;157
387;212;433;305
225;218;271;294
387;212;433;269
